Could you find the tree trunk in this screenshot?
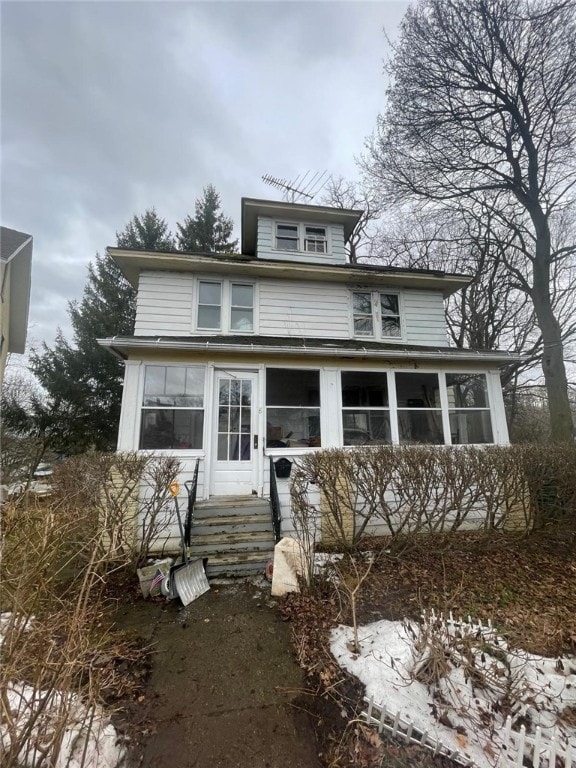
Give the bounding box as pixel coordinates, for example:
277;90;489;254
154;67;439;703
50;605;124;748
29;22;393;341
530;211;574;442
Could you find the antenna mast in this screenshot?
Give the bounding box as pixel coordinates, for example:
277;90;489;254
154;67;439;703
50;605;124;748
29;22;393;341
262;170;328;203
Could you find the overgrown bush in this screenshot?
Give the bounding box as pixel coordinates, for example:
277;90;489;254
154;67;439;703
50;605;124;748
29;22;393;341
290;444;576;551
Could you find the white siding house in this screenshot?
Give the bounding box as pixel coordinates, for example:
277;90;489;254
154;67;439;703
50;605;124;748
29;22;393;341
99;197;517;572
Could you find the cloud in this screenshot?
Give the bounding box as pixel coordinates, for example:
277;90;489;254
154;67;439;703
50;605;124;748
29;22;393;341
1;0;407;351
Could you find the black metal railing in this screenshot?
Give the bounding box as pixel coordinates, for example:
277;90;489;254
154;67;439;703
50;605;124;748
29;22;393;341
269;457;282;543
184;458;200;547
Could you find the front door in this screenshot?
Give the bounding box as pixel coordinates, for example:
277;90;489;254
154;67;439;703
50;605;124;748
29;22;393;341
211;371;259;496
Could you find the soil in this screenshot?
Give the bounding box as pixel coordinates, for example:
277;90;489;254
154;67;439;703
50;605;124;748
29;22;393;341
112;577;322;768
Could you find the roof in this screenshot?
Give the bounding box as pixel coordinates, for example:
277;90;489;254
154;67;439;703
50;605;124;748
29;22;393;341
107;247;471;299
98;334;522;367
1;226;33;354
241;197;364;256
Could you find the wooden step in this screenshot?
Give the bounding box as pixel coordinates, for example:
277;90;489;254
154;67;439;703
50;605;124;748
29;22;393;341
189;531;275;554
191;514;273;536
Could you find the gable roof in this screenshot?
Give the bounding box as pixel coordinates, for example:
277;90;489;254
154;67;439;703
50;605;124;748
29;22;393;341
1;226;33;354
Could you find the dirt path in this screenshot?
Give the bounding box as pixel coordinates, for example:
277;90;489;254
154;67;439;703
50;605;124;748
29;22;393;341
115;578;321;768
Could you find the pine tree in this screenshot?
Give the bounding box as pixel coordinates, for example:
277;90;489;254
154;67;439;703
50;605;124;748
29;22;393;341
29;210;174;452
177;185;237;253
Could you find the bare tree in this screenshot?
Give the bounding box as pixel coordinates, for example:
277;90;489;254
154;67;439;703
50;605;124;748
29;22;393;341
364;0;576;441
320;176;383;263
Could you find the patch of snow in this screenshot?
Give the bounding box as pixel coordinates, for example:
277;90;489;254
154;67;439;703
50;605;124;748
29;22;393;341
2;682;125;768
331;619;576;768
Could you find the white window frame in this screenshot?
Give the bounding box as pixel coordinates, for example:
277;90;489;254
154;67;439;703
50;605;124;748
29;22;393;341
274;221;330;254
350;289;403;340
195;278;257;334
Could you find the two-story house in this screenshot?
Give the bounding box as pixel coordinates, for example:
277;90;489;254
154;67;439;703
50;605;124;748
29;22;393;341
99;197;515;574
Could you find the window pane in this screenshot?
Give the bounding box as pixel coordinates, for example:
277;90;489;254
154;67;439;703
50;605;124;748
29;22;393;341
277;237;299;250
266;408;321;447
342;371;388;407
353;293;372;313
232;284;253;307
198;306;221;329
395;372;441;408
266;369;320;406
144;366;166;396
446;373;489;408
140;409;204;449
354;317;374;336
306;227;326;236
380;294;399;315
398;411;443;444
449;410;493;444
343;411;391;445
143;366;205;407
217;434;228;460
381;317;401;337
277;224;298;235
231;308;254;331
199;282;221;304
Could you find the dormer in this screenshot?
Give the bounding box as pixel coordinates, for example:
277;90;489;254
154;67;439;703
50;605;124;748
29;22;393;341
241;198;362;266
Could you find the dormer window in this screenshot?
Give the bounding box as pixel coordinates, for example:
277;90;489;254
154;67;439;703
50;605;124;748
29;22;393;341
276;223;299;251
275;222;328;253
304;226;327;253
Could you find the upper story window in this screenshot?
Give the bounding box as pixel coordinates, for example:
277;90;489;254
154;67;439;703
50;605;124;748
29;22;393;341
198;281;222;330
197;280;254;333
352;291;401;339
275;222;328;253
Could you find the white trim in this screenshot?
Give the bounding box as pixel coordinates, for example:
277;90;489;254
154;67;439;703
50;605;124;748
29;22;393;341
194;276;257;335
350;288;405;342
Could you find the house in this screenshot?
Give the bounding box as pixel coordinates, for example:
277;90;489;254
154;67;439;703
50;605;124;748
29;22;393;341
99;197;516;574
1;227;33;381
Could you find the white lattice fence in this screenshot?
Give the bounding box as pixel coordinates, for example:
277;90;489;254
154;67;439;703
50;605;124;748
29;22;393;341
359;611;575;768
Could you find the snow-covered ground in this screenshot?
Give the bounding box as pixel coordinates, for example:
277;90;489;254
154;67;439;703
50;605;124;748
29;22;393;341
331;618;576;768
1;613;126;768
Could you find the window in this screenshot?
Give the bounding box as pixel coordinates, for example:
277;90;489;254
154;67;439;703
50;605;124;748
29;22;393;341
266;368;321;448
196;280;254;333
276;223;299;251
352;291;401;339
304;226;327;253
446;373;493;444
341;371;391;445
395;372;443;444
275;222;328;253
197;281;221;330
140;365;205;449
352;292;374;336
230;283;254;332
217;378;252;461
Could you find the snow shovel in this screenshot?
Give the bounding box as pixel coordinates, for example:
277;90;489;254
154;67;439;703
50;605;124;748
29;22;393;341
164;482;210;607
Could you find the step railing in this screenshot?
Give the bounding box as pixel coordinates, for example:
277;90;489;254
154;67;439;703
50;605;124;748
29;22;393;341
269;457;282;543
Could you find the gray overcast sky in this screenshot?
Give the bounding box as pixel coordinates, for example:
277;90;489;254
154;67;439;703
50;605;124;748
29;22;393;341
1;0;408;354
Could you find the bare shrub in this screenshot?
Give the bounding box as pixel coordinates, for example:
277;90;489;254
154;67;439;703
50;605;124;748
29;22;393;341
290;444;576;552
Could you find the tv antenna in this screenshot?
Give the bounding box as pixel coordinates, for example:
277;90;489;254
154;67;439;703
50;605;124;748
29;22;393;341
262;170;329;203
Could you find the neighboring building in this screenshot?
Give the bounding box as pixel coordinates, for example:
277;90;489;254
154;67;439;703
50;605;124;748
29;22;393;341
0;227;33;381
99;197;517;573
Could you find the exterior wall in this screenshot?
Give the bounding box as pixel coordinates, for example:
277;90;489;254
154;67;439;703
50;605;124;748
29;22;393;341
0;261;10;380
256;216;348;266
133;270;449;347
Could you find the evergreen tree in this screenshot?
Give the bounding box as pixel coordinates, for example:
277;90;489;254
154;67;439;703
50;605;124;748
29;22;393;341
28;209;174;452
116;208;175;250
177;185;237;253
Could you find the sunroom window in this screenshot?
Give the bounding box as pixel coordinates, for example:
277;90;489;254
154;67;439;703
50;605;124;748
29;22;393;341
140;365;205;449
446;373;493;444
395;371;443;444
266;368;321;448
341;371;391;445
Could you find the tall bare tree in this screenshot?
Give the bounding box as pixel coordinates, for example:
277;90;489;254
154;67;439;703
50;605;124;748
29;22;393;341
364;0;576;441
